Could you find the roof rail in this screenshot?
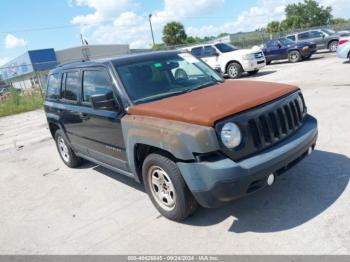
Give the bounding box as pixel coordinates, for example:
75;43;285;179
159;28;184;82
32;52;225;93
57;59;87;67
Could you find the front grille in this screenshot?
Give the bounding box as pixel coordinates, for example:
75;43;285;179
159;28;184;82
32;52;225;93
215;91;306;161
248;98;304;148
255;52;264;59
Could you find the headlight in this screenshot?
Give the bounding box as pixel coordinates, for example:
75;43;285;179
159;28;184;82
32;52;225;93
220;122;242;148
242;53;255;60
296;95;306;116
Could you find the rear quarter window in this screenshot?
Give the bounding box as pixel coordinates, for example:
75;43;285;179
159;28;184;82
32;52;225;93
46;74;60;100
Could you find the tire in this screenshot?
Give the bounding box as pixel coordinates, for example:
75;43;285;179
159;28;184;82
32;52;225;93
266;60;272;65
226;62;243;79
328;40;338;52
142;153;198;221
248;70;259;76
54;129;82;168
288;50;301;63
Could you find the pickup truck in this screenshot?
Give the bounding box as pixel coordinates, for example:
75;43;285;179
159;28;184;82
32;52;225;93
44;51;318;221
262;38;317;64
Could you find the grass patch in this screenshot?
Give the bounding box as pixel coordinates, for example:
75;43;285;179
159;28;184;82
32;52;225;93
0;89;44;117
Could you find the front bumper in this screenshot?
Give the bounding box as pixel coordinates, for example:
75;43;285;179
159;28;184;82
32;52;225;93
241;59;266;72
177;115;318;208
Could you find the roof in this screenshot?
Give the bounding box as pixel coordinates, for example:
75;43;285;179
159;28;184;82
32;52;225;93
50;50;183;73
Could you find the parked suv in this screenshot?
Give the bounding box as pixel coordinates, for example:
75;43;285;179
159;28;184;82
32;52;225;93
262;38;317;64
44;51;318;221
184;43;266;79
286;28;348;52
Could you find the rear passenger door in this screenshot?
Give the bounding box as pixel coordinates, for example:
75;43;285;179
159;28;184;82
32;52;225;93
77;68;128;171
60;70;83;147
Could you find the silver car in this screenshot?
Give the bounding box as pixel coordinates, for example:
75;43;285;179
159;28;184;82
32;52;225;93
336;37;350;60
286;28;350;52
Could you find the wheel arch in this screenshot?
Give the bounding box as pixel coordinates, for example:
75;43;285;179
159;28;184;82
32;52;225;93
328;39;339;48
225;60;243;73
133;144;179;183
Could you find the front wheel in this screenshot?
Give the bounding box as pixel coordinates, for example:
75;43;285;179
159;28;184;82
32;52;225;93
227;62;243;79
288;50;301;63
329;40;338;52
142;153;197;221
54;129;82;168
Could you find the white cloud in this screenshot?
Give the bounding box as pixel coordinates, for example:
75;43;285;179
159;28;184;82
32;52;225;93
71;0;135;25
4;34;27;49
188;0;350;37
71;0;224;48
0;57;10;66
70;0;350;48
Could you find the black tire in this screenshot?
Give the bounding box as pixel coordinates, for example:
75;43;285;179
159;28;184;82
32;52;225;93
266;60;272;65
288;50;301;63
142;153;198;221
226;62;243;79
328;40;338;52
54;129;82;168
248;70;259;76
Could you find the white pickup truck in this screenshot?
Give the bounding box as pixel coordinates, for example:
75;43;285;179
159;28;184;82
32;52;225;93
184;43;266;79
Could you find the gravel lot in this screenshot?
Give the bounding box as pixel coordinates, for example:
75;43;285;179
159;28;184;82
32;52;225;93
0;52;349;254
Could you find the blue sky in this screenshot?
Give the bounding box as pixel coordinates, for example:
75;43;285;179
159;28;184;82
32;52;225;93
1;0;349;65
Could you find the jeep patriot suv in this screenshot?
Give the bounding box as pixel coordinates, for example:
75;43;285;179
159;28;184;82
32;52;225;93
44;51;318;221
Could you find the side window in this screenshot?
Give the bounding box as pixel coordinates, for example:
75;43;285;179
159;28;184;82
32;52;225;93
298;32;310;40
63;71;80;101
46;74;60;100
190;47;203;57
82;70;114;103
203;46;216;57
287;35;296;41
309;31;323;38
267;40;279;47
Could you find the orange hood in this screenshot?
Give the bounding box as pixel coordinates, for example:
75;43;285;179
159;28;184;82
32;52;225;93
127;80;299;126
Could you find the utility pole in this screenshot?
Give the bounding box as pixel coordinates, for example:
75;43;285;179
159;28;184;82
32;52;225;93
80;34;85;46
148;13;155;47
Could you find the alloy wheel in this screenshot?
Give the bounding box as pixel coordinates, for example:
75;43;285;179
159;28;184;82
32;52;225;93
148;165;176;211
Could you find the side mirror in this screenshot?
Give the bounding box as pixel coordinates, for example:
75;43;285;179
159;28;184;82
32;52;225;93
214;67;222;74
91;91;119;111
278;43;282;48
214;51;220;57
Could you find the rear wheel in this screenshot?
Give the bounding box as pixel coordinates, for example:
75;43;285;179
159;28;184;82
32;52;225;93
227;62;243;79
142;153;197;221
288;50;301;63
329;40;338;52
54;129;82;168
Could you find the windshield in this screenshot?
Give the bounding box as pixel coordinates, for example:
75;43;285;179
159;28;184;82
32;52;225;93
279;38;295;45
215;43;238;53
114;52;223;104
321;28;336;35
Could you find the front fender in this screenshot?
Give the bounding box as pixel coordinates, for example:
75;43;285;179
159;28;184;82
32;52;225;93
121;115;220;174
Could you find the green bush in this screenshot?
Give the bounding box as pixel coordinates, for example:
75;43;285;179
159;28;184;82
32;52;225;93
0;88;44;117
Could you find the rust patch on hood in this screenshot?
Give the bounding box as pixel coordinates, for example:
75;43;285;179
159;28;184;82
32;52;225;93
128;80;299;126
